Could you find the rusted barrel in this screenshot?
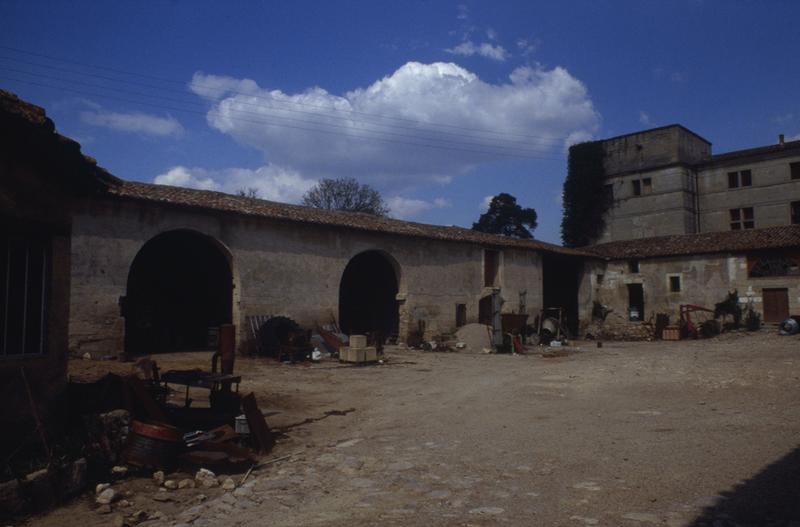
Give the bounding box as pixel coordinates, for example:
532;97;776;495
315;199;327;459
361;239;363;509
122;420;183;470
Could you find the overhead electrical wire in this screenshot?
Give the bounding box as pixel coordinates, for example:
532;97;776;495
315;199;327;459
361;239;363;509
0;62;564;157
0;53;563;148
0;44;568;144
3;75;569;161
0;46;577;161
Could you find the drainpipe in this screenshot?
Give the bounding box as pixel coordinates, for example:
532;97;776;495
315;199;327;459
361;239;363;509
693;168;701;233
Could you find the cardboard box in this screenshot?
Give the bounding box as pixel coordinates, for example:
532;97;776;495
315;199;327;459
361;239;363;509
338;346;350;362
339;346;377;363
349;335;368;348
364;347;377;362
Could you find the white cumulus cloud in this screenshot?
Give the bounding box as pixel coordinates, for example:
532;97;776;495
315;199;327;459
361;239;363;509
154;166;219;190
154;164;316;203
80;110;184;137
387;196;451;219
188;62;599;192
445;41;509;61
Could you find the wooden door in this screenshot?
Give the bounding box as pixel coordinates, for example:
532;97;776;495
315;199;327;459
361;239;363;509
762;288;789;323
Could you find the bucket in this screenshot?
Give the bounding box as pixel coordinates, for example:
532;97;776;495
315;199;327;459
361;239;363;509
235;414;250;435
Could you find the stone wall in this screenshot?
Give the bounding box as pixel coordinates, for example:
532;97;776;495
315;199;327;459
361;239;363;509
698;153;800;232
1;159;72;452
581;252;800;338
597;165;697;243
69;197;545;356
602;125;710;175
595;127;800;245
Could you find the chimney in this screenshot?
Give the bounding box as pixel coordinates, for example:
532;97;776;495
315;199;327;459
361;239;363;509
779;134;785;146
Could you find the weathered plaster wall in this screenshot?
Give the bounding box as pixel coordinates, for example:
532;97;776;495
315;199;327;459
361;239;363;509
1;160;71;447
698;153;800;232
602;126;710;175
585;252;800;337
598;165;697;243
69;197;545;356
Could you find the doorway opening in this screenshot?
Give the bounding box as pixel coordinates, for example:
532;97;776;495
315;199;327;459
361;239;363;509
542;253;582;334
339;251;399;338
124;230;232;354
627;283;644;321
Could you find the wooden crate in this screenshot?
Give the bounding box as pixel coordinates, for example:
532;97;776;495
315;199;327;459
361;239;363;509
662;326;681;341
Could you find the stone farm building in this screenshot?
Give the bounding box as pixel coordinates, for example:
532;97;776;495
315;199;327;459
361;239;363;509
2;89;800;443
593;124;800;244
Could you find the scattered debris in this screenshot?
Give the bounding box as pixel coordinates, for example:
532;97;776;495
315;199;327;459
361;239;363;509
122;420;183;470
242;393;275;453
680;304;715;339
538;308;568;345
258;316;313;361
339;335;379;363
454;323;492;353
779;317;799;335
662;326;680;340
195;468;219;488
95;487;117;505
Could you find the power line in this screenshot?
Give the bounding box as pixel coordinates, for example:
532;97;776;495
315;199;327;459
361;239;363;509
0;66;561;157
0;44;571;144
0;53;563;148
0;62;563;155
2;75;568;161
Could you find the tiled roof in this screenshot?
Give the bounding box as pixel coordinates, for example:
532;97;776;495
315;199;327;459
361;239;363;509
109;180;592;256
586;225;800;260
0;89;119;189
1;89;588;256
704;139;800;166
601;124;712;146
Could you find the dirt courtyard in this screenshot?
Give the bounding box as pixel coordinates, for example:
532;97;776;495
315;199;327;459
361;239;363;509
33;331;800;526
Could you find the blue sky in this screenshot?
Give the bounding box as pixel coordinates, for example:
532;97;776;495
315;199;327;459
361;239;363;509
2;1;799;243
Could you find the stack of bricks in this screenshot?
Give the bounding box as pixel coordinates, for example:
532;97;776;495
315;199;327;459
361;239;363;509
339;335;378;363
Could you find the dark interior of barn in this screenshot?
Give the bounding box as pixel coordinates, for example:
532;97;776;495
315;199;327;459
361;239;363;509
542;253;583;335
338;251;399;338
124;230;232;354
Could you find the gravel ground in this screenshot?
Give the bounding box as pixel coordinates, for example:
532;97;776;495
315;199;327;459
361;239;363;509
30;330;800;526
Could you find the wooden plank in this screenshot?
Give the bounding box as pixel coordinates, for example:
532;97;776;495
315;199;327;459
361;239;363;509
241;392;274;453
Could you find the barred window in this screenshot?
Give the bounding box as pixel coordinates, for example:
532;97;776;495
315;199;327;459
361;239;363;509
1;232;49;357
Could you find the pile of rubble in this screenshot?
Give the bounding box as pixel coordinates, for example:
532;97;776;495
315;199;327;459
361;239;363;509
2;325;275;523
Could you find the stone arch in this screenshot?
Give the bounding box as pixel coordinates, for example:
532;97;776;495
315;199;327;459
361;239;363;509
338;250;401;339
124;229;234;354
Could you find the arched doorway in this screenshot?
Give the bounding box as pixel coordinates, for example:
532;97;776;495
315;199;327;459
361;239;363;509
339;250;399;338
124;230;233;354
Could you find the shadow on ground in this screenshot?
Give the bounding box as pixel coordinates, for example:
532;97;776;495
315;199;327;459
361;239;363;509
689;444;800;526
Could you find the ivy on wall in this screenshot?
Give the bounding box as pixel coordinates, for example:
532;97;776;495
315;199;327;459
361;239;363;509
561;141;609;247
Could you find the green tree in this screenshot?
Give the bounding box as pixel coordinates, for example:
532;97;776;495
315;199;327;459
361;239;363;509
302;177;389;216
472;193;538;239
561;141;608;247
